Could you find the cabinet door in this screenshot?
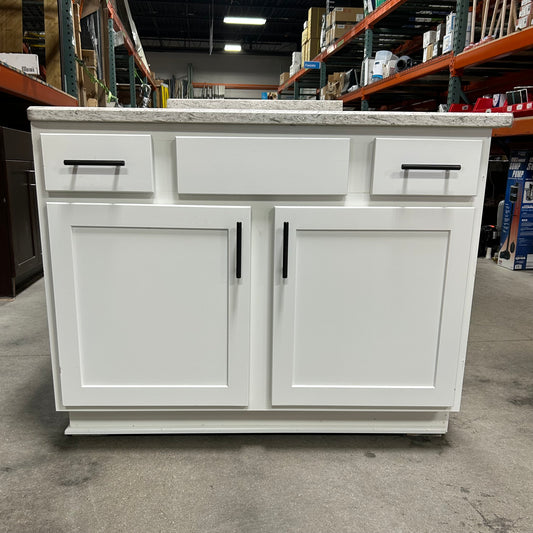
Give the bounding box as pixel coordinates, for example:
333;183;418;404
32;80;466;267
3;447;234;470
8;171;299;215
6;162;42;282
272;206;475;408
47;203;251;407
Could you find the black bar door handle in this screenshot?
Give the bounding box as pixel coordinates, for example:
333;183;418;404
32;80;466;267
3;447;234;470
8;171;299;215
64;159;126;166
236;222;242;279
282;222;289;279
401;164;462;171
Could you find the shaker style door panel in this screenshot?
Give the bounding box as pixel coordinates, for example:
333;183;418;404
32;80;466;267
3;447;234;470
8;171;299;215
5;162;42;281
47;203;251;407
272;206;475;408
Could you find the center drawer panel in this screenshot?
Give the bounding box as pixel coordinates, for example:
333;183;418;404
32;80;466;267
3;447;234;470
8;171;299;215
40;133;154;193
175;135;350;195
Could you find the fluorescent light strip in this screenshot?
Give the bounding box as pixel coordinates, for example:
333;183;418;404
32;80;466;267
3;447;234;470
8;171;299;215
223;16;266;25
224;44;242;52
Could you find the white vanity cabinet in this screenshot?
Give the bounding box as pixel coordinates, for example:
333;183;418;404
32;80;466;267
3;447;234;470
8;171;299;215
28;107;512;435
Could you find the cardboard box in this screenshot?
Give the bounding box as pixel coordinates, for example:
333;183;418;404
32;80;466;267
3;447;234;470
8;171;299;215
308;7;325;40
330;7;364;24
361;58;375;86
442;32;454;53
82;49;97;68
446;12;456;33
329;24;356;42
304;38;320;61
435;23;446;41
0;53;39;75
519;2;533;16
517;14;533;29
423;44;434;62
279;72;290;85
498;150;533;270
302;27;310;46
423;30;437;48
432;41;441;58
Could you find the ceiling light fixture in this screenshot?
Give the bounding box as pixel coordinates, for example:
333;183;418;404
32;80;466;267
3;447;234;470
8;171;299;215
224;43;242;52
223;16;266;25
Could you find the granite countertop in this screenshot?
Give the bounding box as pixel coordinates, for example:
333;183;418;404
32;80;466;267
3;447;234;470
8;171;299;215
27;106;513;128
166;98;343;110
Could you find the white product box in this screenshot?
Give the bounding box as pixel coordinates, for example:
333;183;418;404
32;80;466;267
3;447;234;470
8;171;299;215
517;14;532;28
432;41;441;58
519;2;532;16
423;45;434;63
446;12;456;34
443;32;454;54
361;57;375;86
292;51;301;64
423;30;437;48
0;53;39;75
436;23;446;41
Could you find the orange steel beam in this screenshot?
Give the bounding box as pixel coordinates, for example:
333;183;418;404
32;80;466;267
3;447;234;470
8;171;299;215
193;83;278;90
106;2;156;87
455;26;533;69
493;116;533;137
340;54;451;103
0;62;78;106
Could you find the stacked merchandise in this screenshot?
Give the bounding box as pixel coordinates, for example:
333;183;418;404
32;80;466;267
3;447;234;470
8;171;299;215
324;7;364;47
320;72;347;99
422;23;447;61
302;7;325;63
289;52;301;77
498;150;533;270
441;10;472;55
517;0;533;29
279;72;290;86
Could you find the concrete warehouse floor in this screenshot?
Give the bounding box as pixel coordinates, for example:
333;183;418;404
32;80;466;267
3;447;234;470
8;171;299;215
0;260;532;533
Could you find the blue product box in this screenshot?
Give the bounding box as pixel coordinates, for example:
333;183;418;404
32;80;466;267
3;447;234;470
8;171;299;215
498;150;533;270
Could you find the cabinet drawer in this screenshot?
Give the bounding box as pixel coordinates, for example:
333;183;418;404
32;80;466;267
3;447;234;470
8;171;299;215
176;136;350;195
41;133;154;193
372;137;483;196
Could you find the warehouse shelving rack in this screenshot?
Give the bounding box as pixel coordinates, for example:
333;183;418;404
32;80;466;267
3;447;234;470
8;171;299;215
278;0;533;134
0;61;78;106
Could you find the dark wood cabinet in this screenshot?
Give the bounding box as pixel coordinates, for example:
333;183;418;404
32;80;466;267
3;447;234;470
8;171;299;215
0;127;43;297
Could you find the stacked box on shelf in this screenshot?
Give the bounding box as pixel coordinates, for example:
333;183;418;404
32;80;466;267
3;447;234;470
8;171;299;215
302;7;325;62
290;51;301;77
518;0;533;29
324;7;364;46
443;12;456;54
279;72;290;86
320;71;346;100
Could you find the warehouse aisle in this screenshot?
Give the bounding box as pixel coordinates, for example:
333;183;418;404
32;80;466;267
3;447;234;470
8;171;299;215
1;260;532;533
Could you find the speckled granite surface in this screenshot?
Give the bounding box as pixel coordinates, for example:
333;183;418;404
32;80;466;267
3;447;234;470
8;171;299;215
166;99;343;110
27;106;513;128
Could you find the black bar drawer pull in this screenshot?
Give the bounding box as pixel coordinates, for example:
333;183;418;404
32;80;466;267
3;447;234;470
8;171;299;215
282;222;289;279
64;159;126;166
236;222;242;279
401;164;462;171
